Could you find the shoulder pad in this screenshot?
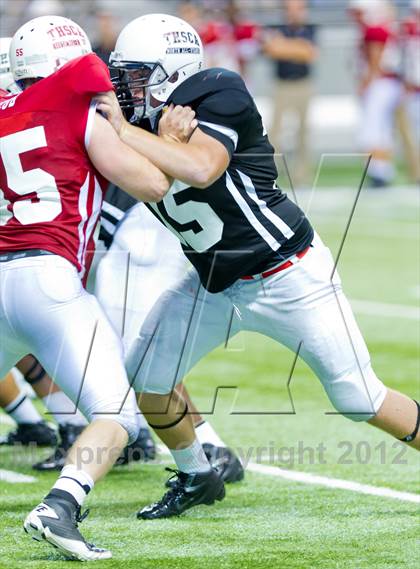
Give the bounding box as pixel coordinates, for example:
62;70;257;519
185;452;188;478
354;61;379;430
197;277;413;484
59;53;113;95
170;68;247;106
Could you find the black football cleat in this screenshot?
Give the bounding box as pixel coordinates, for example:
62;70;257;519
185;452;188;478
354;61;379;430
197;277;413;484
202;443;245;483
138;467;225;520
115;427;156;465
0;421;57;447
165;444;245;489
367;175;390;189
32;424;85;471
24;492;111;561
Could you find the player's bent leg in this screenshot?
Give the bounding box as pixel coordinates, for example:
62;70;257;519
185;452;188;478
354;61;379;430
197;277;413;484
0;370;20;406
128;270;232;518
14;355;91;471
175;383;244;483
0;371;57;446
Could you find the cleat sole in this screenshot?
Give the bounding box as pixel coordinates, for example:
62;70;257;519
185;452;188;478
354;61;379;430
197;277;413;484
23;511;112;561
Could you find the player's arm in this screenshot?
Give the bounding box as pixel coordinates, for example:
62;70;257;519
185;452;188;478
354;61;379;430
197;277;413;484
94;92;230;189
87;112;171;202
262;31;318;63
122;121;230;189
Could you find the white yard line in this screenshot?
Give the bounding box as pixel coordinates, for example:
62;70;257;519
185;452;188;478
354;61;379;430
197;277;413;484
0;469;37;483
350;299;419;320
248;463;420;504
158;445;419;504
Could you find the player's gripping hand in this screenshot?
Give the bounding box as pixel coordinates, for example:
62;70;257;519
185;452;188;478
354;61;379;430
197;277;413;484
158;104;198;143
93;90;127;137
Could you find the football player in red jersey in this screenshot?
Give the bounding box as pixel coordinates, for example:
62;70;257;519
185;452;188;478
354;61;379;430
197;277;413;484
0;37;59;447
0;15;194;561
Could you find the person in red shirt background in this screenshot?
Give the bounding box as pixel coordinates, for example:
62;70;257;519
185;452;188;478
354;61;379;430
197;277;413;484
178;0;260;80
349;0;404;187
400;0;420;161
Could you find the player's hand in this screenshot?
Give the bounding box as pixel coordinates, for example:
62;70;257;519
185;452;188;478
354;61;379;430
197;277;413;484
93;90;127;137
158;104;198;143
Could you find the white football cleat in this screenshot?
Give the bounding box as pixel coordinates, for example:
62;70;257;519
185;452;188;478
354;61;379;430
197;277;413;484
24;497;112;561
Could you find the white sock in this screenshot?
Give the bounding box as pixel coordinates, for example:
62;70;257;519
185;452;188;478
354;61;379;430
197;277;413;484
137;411;149;430
51;465;94;506
195;421;226;448
369;158;394;182
42;391;87;427
5;393;42;424
170;438;211;474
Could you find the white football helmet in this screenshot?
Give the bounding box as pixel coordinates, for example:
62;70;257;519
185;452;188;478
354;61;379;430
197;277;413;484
348;0;393;25
109;13;204;120
0;37;19;93
10;15;92;88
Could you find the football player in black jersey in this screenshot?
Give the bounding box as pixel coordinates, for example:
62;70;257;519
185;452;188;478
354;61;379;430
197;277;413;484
96;13;420;519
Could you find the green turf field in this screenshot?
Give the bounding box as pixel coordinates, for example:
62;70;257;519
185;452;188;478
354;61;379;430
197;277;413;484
1;185;419;569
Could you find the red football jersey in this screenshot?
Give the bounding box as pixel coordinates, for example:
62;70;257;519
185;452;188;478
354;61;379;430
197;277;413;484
0;53;113;279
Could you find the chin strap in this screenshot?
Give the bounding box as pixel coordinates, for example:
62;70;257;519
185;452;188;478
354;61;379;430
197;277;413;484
148;403;189;430
399;400;420;443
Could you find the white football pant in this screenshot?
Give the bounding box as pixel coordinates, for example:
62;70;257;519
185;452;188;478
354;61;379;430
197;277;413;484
0;254;139;442
126;233;387;422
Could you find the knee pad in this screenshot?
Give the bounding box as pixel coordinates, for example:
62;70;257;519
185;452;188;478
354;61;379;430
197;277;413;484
325;364;387;422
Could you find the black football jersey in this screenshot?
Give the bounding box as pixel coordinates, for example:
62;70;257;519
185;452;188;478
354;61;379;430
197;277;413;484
145;68;314;292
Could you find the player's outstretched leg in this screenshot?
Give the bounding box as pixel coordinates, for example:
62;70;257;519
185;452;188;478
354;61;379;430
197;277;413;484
368;389;420;449
137;390;225;520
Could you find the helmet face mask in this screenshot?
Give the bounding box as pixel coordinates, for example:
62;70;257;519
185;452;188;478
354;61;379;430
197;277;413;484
111;61;169;120
0;37;20;93
109;14;204;121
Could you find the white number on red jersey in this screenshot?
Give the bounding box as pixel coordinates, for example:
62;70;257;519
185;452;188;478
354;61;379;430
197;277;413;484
0;126;62;225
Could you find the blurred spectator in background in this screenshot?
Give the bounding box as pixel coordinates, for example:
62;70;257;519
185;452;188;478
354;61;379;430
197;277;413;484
263;0;317;188
27;0;64;18
224;0;260;78
179;1;259;81
400;0;420;174
92;11;119;66
348;0;412;187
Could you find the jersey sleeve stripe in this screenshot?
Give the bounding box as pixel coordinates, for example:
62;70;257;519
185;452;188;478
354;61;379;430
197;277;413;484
236;169;295;239
84;101;97;149
81;176;103;271
198;121;239;150
225;171;281;251
76;172;90;273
